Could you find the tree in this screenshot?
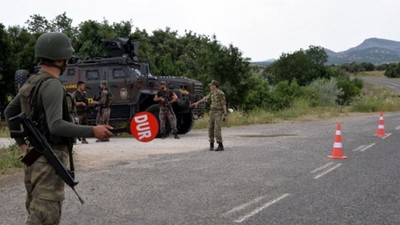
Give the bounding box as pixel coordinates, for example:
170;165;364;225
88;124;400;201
268;46;329;86
0;14;253;109
75;20;116;58
0;23;15;104
26;14;51;33
385;63;400;78
361;62;375;71
7;26;37;73
51;12;75;33
306;45;328;66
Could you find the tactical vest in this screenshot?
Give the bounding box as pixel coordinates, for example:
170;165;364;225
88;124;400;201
19;74;73;146
73;90;88;113
158;90;172;107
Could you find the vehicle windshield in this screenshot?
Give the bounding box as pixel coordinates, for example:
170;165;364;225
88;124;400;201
131;67;156;79
132;68;142;76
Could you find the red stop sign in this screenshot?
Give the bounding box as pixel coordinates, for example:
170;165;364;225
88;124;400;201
130;112;159;142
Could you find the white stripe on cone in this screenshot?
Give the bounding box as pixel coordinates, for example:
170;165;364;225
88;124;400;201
333;142;343;148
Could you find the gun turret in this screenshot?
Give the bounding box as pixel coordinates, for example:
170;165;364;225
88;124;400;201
102;38;139;61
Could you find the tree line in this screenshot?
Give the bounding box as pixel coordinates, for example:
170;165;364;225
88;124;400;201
0;13;364;112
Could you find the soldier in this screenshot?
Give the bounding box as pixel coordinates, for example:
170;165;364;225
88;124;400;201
93;80;112;142
73;81;89;144
192;80;228;151
154;81;179;139
4;32;113;225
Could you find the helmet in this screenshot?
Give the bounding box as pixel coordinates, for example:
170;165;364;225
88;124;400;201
35;32;74;60
159;81;167;85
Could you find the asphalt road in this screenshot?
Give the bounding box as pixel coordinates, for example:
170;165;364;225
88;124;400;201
359;76;400;94
1;112;400;225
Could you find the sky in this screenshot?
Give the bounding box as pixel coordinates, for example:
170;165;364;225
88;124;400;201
1;0;400;61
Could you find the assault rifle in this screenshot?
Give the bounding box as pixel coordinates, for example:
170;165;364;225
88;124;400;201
9;113;84;204
159;91;176;116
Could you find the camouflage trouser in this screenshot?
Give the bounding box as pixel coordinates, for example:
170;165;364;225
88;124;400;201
96;107;110;125
208;109;223;143
159;107;178;134
78;112;88;142
24;145;69;225
77;111;88;126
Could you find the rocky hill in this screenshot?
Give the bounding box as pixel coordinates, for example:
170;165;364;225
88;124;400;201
252;38;400;66
326;38;400;65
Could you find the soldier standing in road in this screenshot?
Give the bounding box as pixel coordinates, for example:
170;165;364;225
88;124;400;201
192;80;228;151
154;81;180;139
93;80;112;142
4;32;114;225
73;81;89;144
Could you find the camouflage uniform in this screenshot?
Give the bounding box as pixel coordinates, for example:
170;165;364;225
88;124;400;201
205;89;226;143
24;145;68;225
157;89;178;136
5;70;94;225
73;89;89;126
96;88;111;125
73;89;89;143
5;32;95;225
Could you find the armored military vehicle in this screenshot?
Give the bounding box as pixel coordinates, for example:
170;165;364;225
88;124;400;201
15;38;205;135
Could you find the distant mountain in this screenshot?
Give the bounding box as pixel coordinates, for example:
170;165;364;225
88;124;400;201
327;38;400;65
251;58;275;67
252;38;400;66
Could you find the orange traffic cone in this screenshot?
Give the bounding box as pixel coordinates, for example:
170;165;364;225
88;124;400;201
328;123;347;159
375;112;386;137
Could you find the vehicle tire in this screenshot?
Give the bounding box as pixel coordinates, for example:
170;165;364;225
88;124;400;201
145;104;171;138
15;70;30;93
177;112;194;134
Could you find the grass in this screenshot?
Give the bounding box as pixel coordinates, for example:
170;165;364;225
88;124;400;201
193;73;400;129
0;143;24;175
0;122;10;138
349;78;400;112
193;103;348;130
353;70;386;77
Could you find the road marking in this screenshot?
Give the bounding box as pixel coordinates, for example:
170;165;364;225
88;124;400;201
222;196;266;217
352;145;366;152
314;163;342;179
359;143;376;152
233;193;291;223
382;133;392;139
395;126;400;131
310;162;334;174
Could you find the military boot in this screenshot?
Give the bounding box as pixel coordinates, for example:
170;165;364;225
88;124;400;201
209;142;214;151
174;132;180;139
160;133;166;139
215;142;224;151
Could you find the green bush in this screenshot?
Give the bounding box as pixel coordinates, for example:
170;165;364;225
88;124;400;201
384;63;400;78
336;77;362;105
243;76;271;111
309;78;343;107
267;80;316;111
